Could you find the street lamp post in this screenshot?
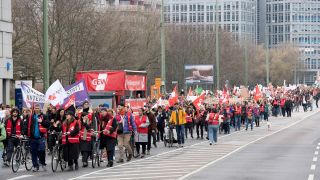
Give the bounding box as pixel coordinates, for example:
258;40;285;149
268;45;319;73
43;0;49;91
160;0;166;94
215;0;220;90
265;26;270;85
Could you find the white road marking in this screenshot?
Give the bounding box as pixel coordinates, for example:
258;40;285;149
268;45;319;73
315;151;318;155
7;175;34;180
313;157;317;162
316;147;319;150
96;165;201;171
311;164;316;170
318;143;320;146
70;130;244;180
77;175;181;180
308;174;314;180
94;167;194;174
177;111;319;180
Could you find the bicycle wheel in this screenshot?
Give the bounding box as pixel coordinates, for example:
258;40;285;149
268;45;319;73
91;143;97;168
24;148;33;171
51;148;59;172
59;149;66;171
169;130;173;147
11;148;22;173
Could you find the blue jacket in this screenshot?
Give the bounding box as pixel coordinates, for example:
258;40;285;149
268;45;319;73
116;113;137;134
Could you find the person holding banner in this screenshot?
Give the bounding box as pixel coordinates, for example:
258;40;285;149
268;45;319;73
28;104;50;172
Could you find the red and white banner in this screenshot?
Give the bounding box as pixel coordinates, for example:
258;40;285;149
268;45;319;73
192;93;205;110
168;85;178;106
76;71;126;92
125;99;147;114
125;75;146;91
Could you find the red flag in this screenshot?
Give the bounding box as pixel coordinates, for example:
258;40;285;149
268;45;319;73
254;85;261;101
64;94;76;110
192;93;205;110
188;87;192;96
168;85;178;106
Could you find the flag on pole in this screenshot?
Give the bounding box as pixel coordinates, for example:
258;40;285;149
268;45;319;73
192;93;205;110
45;80;68;106
64;94;76;110
168;85;178;106
254;84;261;101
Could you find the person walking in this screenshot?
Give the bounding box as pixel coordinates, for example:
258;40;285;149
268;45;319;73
145;105;157;155
0;118;6;167
246;104;254;131
62;111;80;171
195;108;205;139
134;108;149;158
206;109;219;145
156;106;166;142
284;97;293;117
185;106;194;139
28;105;50;172
101;109;117;167
280;98;286;117
79;112;92;168
170;103;186;147
116;104;137;163
234;103;242;131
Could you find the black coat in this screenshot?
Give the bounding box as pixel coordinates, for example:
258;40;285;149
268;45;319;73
79;120;92;152
29;113;50;139
100;116;117;151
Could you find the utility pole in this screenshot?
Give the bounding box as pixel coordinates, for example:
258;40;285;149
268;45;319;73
265;26;270;86
160;0;166;94
43;0;49;91
215;0;220;90
244;38;248;86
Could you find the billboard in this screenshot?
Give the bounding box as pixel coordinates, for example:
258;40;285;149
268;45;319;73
185;65;214;84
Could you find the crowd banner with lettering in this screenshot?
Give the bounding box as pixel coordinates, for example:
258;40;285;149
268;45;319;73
21;82;45;108
125;75;146;91
63;79;90;107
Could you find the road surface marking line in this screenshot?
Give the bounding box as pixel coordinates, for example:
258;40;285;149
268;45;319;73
318;143;320;146
7;175;34;180
93;165;200;172
69;130;245;180
94;168;194;174
308;174;314;180
311;165;316;170
177;111;319;180
85;171;185;178
317;147;319;150
77;175;181;180
313;157;317;162
315;151;318;155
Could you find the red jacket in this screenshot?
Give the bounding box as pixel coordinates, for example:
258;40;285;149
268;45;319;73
135;115;148;134
62;120;80;144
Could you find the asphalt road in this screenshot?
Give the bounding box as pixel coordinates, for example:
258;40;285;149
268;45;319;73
1;109;319;180
187;110;320;180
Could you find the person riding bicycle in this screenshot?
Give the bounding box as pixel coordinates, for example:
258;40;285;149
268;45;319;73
4;108;22;167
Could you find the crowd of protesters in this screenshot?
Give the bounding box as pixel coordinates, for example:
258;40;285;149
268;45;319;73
0;86;319;172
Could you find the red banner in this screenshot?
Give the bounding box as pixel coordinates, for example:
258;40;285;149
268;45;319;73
125;75;146;91
76;71;126;92
125;99;147;114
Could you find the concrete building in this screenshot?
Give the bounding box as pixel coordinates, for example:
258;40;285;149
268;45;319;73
163;0;257;43
94;0;161;10
0;0;13;105
265;0;320;85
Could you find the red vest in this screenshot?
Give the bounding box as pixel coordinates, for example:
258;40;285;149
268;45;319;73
80;119;92;142
273;100;279;106
247;108;253;119
103;118;117;138
6;118;22;136
135;115;148;134
235;106;242;115
280;99;286;108
260;105;265;112
62;120;80;144
208;113;219;125
186;114;193;123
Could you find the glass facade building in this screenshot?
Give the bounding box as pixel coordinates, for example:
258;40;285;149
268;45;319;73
164;0;257;43
266;0;320;85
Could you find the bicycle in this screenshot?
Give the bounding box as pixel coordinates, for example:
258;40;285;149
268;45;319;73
51;131;66;172
91;130;101;168
11;135;33;173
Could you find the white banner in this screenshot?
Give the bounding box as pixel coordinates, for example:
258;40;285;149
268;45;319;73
45;80;68;106
21;82;45;108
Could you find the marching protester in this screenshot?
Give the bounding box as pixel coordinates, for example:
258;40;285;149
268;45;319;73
284;97;293;117
145;105;157;154
246;104;254;131
79;112;92;168
195;108;205;139
170;103;186;147
28;104;50;172
62;110;80;171
185;106;194;139
134;108;149;158
206;109;219;145
101;108;117;167
234;103;242;131
47;106;58;155
116;104;137;163
3;109;22;167
156;106;166;142
0;116;6;167
253;103;260;127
